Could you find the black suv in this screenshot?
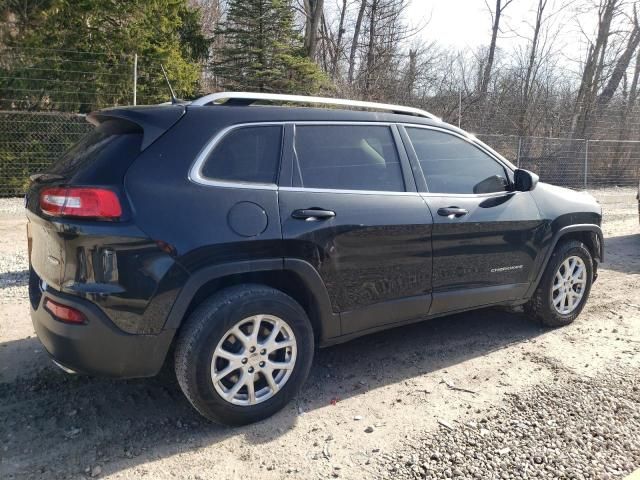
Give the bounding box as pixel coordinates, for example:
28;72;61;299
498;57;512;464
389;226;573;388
26;93;603;425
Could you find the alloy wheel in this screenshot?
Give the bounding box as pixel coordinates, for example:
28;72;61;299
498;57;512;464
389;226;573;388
551;255;587;315
211;315;297;406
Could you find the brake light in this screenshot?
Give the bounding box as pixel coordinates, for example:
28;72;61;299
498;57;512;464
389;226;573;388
44;298;86;324
40;188;122;219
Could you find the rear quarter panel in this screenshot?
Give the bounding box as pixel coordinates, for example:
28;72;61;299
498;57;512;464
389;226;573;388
124;107;284;277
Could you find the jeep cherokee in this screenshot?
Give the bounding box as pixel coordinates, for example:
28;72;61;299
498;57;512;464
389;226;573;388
26;92;603;425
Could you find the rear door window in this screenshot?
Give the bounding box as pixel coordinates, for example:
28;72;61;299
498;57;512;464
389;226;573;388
293;125;405;192
406;127;509;194
201;125;282;184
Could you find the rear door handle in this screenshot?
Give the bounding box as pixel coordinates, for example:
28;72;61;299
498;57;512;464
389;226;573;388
292;209;336;221
437;207;468;218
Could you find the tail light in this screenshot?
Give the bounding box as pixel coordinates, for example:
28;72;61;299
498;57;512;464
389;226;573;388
44;298;86;324
39;187;122;220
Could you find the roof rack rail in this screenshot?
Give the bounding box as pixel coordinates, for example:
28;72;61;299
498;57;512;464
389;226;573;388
190;92;439;120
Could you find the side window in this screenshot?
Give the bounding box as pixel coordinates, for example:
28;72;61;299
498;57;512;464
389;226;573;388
201;126;282;184
406;128;509;194
294;125;405;192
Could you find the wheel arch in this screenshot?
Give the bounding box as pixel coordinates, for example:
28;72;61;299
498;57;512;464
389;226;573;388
164;258;340;343
526;224;603;298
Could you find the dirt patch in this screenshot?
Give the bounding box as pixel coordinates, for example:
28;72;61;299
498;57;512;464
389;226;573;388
1;190;639;480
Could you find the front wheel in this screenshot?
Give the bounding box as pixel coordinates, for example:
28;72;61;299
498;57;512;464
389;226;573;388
174;285;314;425
525;240;594;327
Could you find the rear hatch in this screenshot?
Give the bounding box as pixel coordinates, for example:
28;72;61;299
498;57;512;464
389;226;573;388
25;105;185;293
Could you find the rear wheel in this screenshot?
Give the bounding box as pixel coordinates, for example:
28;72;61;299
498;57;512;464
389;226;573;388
525;240;593;327
174;284;314;425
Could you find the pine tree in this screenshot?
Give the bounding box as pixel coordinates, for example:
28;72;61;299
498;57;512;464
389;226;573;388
0;0;210;112
214;0;325;93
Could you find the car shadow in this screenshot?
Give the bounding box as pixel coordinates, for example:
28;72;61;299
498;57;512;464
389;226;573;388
0;308;544;479
0;269;28;289
600;233;640;274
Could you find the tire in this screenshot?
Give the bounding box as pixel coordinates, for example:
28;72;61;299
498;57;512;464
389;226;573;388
174;284;314;425
525;240;593;327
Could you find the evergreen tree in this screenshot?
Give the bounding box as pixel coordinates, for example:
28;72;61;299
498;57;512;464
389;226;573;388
0;0;210;112
214;0;325;93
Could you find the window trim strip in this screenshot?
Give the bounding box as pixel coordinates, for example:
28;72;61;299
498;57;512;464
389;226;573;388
401;123;517;173
188;120;517;196
279;187;421;196
188;122;285;190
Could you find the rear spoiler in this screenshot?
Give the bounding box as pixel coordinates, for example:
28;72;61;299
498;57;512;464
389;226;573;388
87;105;186;150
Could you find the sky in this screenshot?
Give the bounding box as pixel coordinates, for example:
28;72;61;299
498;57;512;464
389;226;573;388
406;0;597;63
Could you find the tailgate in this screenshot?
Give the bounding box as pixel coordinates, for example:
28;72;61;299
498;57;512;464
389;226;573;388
24;104;185;295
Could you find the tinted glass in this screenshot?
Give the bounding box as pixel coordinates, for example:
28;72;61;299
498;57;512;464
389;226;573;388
202;126;282;184
50;120;142;177
407;128;509;194
294;125;404;192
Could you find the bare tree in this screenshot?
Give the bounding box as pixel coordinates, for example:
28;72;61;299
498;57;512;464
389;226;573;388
480;0;516;95
303;0;325;58
571;0;621;137
348;0;367;83
627;45;640;114
189;0;224;91
521;1;547;105
597;4;640;107
515;0;569;136
331;0;349;78
352;0;418;98
363;0;379;93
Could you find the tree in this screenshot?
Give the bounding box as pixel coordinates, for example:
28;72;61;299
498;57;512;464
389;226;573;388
0;0;210;112
330;0;349;78
571;0;621;138
480;0;516;96
303;0;325;59
213;0;325;93
348;0;367;84
359;0;418;98
597;4;640;107
515;0;560;136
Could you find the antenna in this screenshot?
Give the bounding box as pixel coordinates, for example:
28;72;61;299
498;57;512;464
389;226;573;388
160;64;178;104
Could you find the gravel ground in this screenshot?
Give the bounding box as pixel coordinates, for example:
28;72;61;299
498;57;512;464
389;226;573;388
0;197;24;216
0;198;28;305
377;370;640;479
0;189;639;480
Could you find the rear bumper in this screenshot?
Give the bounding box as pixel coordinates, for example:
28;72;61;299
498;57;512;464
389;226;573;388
31;280;175;378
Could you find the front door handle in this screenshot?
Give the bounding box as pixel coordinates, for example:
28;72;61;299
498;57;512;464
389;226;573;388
437;206;468;218
292;209;336;221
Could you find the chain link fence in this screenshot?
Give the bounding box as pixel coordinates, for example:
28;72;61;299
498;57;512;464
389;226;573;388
0;111;90;196
477;134;640;219
0;47;639;221
477;135;640;189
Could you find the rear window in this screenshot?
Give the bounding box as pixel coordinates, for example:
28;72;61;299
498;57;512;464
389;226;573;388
201;126;283;184
50;120;142;179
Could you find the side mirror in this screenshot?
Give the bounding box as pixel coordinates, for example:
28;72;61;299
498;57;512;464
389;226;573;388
514;169;539;192
473;175;509;194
